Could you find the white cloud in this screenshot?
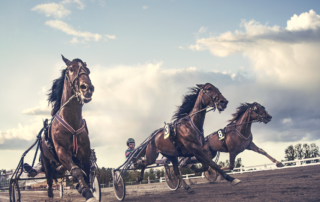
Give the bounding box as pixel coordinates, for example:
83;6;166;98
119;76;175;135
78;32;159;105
45;20;113;43
105;35;116;39
142;6;149;10
286;9;320;31
22;100;51;115
31;3;71;18
0;120;43;144
73;0;85;9
198;26;208;34
189;10;320;88
282;118;292;124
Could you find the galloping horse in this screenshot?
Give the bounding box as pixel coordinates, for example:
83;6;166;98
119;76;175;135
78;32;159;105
134;83;241;190
189;102;284;175
40;56;96;201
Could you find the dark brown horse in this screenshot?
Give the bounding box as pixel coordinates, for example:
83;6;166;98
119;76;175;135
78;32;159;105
190;102;284;174
40;55;96;201
134;83;241;190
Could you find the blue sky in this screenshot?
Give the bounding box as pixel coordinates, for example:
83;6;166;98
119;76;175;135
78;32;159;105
1;0;320;170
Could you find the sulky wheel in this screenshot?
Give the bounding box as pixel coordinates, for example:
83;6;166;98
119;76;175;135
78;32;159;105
164;165;180;191
113;171;126;201
9;180;21;202
59;181;63;198
204;166;219;182
91;175;101;201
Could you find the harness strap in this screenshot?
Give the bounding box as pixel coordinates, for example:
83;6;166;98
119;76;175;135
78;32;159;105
55;114;86;156
188;117;205;146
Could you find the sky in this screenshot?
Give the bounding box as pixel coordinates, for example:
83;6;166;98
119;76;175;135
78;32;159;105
1;0;320;170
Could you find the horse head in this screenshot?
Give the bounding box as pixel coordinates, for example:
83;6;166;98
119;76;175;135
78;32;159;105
196;83;228;112
247;102;272;124
62;55;94;104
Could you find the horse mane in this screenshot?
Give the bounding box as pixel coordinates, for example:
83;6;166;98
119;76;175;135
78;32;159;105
171;86;201;121
47;68;66;116
228;103;250;123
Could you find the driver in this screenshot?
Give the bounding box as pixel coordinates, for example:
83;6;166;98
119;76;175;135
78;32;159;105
125;138;135;158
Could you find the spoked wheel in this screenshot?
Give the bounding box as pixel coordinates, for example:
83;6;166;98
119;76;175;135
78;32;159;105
59;181;63;198
9;180;21;202
90;173;101;201
164;165;180;191
204;166;219;182
113;171;126;201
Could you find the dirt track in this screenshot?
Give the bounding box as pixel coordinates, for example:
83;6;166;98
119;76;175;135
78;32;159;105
1;164;320;202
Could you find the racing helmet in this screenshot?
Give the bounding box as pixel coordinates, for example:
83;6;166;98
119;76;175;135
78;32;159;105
127;138;135;146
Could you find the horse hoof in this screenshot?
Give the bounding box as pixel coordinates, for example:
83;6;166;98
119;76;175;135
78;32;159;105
276;162;284;167
231;178;241;186
86;197;99;202
48;191;54;198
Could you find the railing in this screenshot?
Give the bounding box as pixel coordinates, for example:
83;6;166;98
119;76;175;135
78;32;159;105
231;157;320;175
158;157;320;182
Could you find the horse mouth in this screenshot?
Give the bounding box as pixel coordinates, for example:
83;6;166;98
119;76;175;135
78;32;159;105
82;97;92;103
217;102;228;112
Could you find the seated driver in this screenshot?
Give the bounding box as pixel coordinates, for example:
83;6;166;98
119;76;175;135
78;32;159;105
125;138;135;158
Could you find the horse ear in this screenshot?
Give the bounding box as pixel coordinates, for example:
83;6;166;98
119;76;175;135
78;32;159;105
61;55;71;66
196;84;205;89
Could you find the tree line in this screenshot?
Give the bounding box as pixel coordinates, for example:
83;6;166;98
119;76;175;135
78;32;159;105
284;143;320;161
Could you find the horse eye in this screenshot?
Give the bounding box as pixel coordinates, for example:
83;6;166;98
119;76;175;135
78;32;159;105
69;67;74;72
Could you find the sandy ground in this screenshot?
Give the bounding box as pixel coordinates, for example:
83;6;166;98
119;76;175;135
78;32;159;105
1;164;320;202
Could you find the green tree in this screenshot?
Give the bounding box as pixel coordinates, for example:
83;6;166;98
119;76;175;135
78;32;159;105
310;143;320;158
294;144;304;159
285;145;296;161
303;144;311;159
235;158;244;168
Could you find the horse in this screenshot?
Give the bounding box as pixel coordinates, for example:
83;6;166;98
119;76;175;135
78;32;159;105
133;83;241;191
188;102;284;175
40;55;96;201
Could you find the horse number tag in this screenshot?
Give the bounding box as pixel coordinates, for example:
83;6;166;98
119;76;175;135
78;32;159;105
218;129;225;141
164;123;170;139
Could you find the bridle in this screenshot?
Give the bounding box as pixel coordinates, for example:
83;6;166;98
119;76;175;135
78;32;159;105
201;87;221;111
249;104;268;123
65;62;90;105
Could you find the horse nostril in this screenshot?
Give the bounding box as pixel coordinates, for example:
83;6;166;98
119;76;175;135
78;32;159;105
220;100;228;105
80;84;87;90
89;85;95;92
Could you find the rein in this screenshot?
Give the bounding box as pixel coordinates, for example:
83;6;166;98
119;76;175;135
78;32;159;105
173;87;221;145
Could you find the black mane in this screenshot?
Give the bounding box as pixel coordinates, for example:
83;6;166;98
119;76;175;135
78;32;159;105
171;87;200;121
47;69;66;116
228;103;250;123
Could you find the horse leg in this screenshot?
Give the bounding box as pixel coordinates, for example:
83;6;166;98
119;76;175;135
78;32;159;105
41;154;54;198
247;142;284;167
189;148;215;174
168;156;191;191
186;142;241;185
57;148;95;202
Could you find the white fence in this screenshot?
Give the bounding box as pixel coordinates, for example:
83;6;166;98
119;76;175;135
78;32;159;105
159;157;320;182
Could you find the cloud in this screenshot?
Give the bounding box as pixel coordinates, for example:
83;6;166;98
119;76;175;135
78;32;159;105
45;20;114;43
0;120;43;144
105;35;116;39
22;100;51;115
31;3;71;18
198;26;208;34
286;9;320;31
189;10;320;88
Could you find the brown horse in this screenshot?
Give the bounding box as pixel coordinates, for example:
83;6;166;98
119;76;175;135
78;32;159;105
134;83;241;190
189;102;284;174
40;55;96;201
